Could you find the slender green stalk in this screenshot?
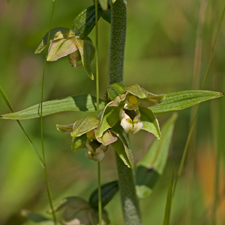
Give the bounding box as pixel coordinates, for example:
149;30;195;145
186;1;208;223
40;1;57;224
174;6;225;193
97;162;102;223
0;86;44;167
109;1;142;224
95;1;102;224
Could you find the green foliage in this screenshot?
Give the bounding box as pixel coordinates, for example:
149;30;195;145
151;90;223;114
136;113;177;199
1;94;105;120
72;5;103;39
89;180;119;209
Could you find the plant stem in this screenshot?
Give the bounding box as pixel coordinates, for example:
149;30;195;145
95;1;102;224
40;1;57;224
109;1;142;224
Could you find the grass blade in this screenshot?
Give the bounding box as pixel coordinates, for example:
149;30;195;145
162;165;175;225
136;113;177;199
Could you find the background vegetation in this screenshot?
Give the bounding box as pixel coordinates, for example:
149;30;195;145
0;0;225;224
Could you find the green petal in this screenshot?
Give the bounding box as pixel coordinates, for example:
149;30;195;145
96;130;118;146
107;82;126;101
151;90;224;114
35;27;73;54
140;107;161;139
56;124;74;133
124;83;165;107
136;113;177;199
1;94;105;120
71;116;99;137
47;38;77;61
75;38;95;80
72;136;87;151
111;131;133;168
96;102;121;138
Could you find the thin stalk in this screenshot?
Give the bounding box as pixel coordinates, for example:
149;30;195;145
174;6;225;194
186;1;208;223
95;1;102;224
109;1;142;224
40;1;57;224
0;86;44;167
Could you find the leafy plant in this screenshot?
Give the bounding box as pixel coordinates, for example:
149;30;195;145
1;0;224;225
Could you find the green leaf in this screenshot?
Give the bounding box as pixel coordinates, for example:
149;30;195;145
35;27;72;54
89;180;119;209
72;5;103;39
99;0;108;10
111;131;133;168
75;38;95;80
21;210;54;224
107;82;126;101
136;113;177;199
96;102;121;138
101;8;111;23
151;90;224;114
70;116;99;137
162;166;175;225
140;107;161;140
1;94;105;120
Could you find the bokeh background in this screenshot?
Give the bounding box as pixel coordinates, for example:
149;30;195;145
0;0;225;224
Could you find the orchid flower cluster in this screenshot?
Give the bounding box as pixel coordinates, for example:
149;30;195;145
57;83;166;168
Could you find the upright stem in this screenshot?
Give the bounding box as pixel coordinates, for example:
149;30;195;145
95;1;102;224
40;1;57;224
109;1;142;224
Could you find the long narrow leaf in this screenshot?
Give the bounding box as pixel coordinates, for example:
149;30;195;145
151;90;223;114
136;113;177;199
162;166;175;225
1;94;105;120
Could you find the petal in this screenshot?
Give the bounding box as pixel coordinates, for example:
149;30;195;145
68;51;82;68
93;147;105;162
71;116;99;137
35;27;74;54
47;38;78;61
56;123;74;133
96;130;118;146
75;37;95;80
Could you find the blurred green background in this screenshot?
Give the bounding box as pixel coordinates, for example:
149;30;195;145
0;0;225;224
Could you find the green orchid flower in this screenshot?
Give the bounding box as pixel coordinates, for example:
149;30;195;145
35;27;95;80
56;116;117;162
97;83;166;140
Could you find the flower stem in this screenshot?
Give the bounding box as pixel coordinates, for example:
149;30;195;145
109;1;142;224
40;1;57;224
95;1;102;224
